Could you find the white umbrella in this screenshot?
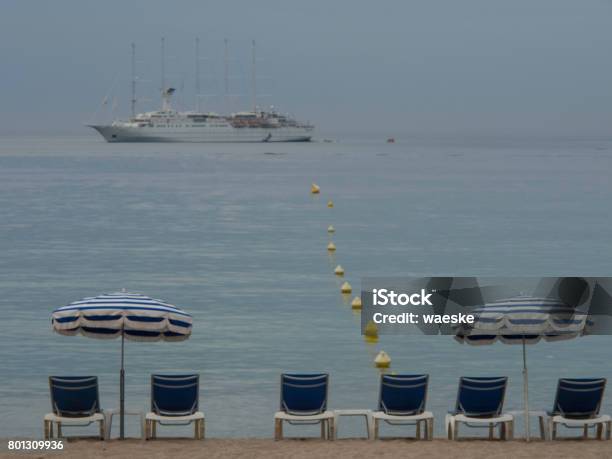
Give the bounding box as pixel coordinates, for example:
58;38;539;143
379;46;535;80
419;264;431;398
455;296;590;441
51;292;192;439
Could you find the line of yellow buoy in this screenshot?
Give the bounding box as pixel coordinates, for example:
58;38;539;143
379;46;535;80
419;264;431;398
311;183;390;370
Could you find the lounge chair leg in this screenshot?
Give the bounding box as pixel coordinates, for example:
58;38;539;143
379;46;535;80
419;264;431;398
583;424;589;439
320;420;326;439
427;419;434;440
201;419;206;440
547;419;553;441
552;422;557;441
366;415;373;440
57;422;62;438
596;423;603;440
453;421;459;441
416;421;421;440
374;418;380;439
274;418;283;441
507;421;514;441
99;420;105;440
329;418;335;441
500;422;506;440
194;419;205;440
607;421;611;440
488;424;494;440
446;416;453;440
152;420;157;439
43;420;50;440
539;417;545;440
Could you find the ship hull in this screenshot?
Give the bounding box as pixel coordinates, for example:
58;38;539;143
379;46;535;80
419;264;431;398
89;124;313;143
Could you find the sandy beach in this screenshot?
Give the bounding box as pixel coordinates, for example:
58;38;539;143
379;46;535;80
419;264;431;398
3;439;612;459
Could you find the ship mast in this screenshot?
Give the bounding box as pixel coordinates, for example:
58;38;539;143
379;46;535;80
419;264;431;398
131;43;137;118
251;40;257;113
195;37;201;112
161;37;166;101
160;37;176;111
224;38;229;113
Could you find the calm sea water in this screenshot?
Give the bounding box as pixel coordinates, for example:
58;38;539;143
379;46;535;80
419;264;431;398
1;133;612;439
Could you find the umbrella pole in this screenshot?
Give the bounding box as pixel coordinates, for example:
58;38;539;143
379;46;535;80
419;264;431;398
120;330;125;440
522;337;530;441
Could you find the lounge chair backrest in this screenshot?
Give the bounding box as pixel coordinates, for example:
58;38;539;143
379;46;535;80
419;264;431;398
280;373;328;416
455;376;507;417
151;374;199;417
49;376;100;417
552;378;606;419
379;374;428;416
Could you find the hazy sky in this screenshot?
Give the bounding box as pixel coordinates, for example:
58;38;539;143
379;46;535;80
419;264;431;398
2;0;612;136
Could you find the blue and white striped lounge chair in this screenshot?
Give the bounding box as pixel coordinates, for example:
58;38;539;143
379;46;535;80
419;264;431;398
274;373;335;440
371;374;434;440
536;378;610;440
144;374;205;440
445;376;513;440
44;376;106;440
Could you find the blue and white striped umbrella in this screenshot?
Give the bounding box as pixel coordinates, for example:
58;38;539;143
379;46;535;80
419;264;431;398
455;296;590;345
51;292;192;439
454;296;590;440
52;292;192;342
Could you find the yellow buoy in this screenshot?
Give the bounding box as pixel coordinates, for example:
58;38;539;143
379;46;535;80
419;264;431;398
327;200;334;208
374;350;391;369
365;320;378;336
311;183;320;194
341;281;352;294
327;242;336;252
364;320;378;339
327;225;335;233
334;265;344;276
351;296;362;309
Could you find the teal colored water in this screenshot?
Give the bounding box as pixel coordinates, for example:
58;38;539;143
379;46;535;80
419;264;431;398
1;134;611;439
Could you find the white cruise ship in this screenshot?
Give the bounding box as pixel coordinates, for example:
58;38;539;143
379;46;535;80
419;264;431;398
89;39;314;143
90;89;314;143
